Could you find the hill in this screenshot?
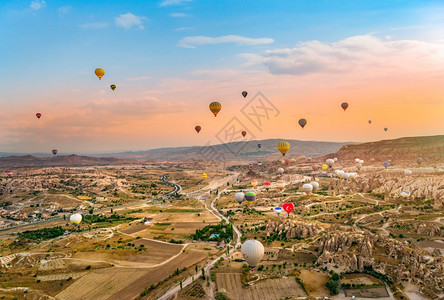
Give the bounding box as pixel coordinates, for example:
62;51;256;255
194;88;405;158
327;135;444;162
101;139;353;161
0;154;136;168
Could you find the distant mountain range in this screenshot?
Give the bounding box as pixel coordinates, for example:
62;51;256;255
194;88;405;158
324;135;444;162
0;154;134;168
96;139;354;161
1;135;441;168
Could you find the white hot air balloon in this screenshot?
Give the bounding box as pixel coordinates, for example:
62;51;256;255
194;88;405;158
335;170;345;178
241;240;264;268
277;167;284;174
70;213;82;225
355;158;360;163
359;159;364;164
326;159;334;167
404;170;412;176
342;173;351;180
235;192;245;204
302;183;313;194
333;157;338;162
400;190;410;199
310;181;319;192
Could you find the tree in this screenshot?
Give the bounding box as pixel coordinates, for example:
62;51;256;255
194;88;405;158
201;267;205;279
179;280;182;290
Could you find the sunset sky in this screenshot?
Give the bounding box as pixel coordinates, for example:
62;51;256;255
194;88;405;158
1;0;444;154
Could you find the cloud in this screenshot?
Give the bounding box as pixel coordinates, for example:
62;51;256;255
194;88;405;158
174;26;194;31
245;35;444;76
178;35;274;48
79;22;109;29
160;0;192;7
115;13;146;29
170;13;188;18
58;6;71;16
30;0;46;10
127;76;152;81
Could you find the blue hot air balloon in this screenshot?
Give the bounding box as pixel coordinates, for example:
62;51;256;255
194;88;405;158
275;207;282;215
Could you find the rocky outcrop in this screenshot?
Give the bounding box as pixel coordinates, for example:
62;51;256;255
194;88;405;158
265;220;323;239
317;232;444;296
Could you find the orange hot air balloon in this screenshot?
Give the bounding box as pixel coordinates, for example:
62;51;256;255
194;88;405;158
195;125;201;133
209;102;221;117
241;131;247;137
95;68;105;80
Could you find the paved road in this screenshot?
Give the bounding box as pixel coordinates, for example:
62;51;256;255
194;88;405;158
158;173;241;300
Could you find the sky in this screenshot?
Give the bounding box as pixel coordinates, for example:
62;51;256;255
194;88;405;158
1;0;444;154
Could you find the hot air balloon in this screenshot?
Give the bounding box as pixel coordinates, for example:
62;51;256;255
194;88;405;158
284;159;290;166
335;170;345;178
355;158;360;163
298;118;307;129
356;164;362;170
110;84;116;91
52;149;58;156
342;173;351;180
257;161;262;166
326;159;334;167
276;180;285;191
310;181;319;192
241;131;247;137
264;163;268;167
6;171;12;177
245;191;256;204
36;113;41;119
282;202;294;215
307;157;312;162
249;163;253;169
70;213;82;225
311;165;318;171
263;181;271;191
241;240;264;268
251;180;258;188
302;183;313;194
195;125;201;133
383;162;389;168
341;102;349;111
370;158;375;162
257;144;262;149
277;141;290;156
321;171;327;176
275;207;282;215
400;190;410;199
280;159;286;165
359;159;364;164
95;68;105;80
242;91;248;98
368;120;372;124
384;127;388;132
202;173;207;180
333;157;338;162
417;157;423;165
322;164;328;171
209;101;221;117
277;167;284;174
404;169;412;176
235;192;245;204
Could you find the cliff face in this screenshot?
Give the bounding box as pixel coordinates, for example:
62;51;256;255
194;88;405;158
317;232;444;297
265;220;323;239
326;135;444;162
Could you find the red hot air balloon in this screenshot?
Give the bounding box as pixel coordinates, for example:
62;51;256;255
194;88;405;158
36;113;42;119
312;165;318;171
52;149;58;156
195;126;201;133
241;131;247;137
6;171;12;177
341;102;349;111
282;203;294;215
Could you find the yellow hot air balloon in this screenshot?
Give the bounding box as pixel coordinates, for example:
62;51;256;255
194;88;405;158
322;164;328;170
209;101;221;117
251;179;258;188
277;141;290;156
95;68;105;80
202;173;207;180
